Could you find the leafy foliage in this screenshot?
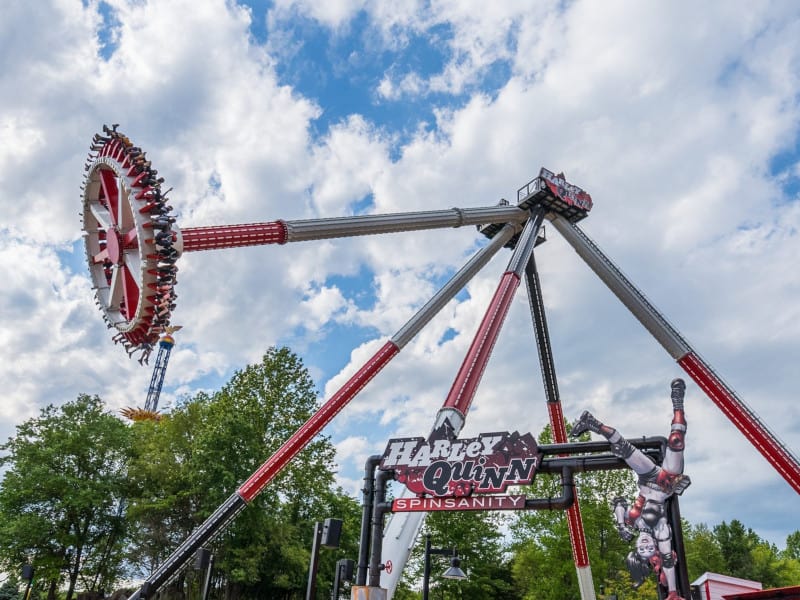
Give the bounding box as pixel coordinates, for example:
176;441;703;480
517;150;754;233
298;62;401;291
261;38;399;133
124;346;361;599
1;351;799;598
0;395;131;600
393;509;517;599
709;520;800;589
683;521;726;581
0;578;21;600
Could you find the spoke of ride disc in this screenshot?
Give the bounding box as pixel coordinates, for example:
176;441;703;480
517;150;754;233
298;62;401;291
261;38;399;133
124;247;141;281
121;264;140;320
123;228;138;247
100;169;120;226
118;175;134;232
88;202;113;232
88;204;112;264
93;248;110;264
109;267;123;312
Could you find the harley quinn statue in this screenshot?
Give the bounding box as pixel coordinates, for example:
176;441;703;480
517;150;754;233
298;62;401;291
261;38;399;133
570;378;690;600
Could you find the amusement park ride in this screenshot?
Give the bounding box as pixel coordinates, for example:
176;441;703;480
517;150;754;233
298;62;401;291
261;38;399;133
81;125;800;600
120;325;181;421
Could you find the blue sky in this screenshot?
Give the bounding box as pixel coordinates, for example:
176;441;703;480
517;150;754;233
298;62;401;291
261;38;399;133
1;0;800;592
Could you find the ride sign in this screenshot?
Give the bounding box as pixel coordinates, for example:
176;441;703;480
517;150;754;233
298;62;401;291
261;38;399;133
379;420;542;497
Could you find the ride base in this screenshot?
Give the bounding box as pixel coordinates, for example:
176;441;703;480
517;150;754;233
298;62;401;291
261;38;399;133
351;586;387;600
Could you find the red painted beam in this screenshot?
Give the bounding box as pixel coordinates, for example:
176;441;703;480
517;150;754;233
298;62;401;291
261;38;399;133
547;401;591;567
181;221;288;251
443;271;520;415
238;340;400;501
679;352;800;494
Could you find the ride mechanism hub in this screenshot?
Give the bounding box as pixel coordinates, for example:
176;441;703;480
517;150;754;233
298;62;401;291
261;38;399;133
82;125;301;363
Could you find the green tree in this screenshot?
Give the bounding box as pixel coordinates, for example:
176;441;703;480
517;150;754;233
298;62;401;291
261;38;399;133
683;521;725;581
784;531;800;560
748;538;800;589
124;398;208;577
714;520;761;581
393;509;517;600
0;577;21;600
0;395;131;600
710;520;800;588
126;346;361;599
773;554;800;587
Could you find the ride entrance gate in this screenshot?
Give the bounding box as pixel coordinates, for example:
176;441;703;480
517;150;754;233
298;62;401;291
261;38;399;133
79;127;798;600
356;437;691;600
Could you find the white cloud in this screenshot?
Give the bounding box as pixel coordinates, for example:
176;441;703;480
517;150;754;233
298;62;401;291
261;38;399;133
293;284;353;331
377;71;425;101
269;0;367;30
335;435;370;461
310;115;389;214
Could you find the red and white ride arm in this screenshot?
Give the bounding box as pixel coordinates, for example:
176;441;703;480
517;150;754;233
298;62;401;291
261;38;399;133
550;215;800;495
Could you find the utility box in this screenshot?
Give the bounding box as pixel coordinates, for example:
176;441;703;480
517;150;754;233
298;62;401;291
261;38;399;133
350;586;387;600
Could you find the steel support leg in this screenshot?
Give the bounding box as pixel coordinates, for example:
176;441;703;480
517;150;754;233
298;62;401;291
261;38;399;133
550;214;800;494
524;253;595;600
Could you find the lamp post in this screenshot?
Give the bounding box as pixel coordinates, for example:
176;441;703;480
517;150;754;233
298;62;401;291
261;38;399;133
422;535;467;600
330;558;354;600
21;565;34;600
306;518;343;600
194;547;214;600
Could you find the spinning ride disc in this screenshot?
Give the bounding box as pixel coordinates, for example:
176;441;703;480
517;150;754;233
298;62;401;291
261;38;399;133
81;125;180;362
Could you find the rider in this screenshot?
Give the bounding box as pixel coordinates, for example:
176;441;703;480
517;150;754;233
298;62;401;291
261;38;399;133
570;378;690;600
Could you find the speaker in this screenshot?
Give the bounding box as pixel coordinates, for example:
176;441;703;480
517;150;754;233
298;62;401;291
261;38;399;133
321;518;342;548
194;548;212;570
338;558;355;582
21;565;34;581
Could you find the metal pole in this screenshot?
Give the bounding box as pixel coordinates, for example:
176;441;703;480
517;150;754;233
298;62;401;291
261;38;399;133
305;521;323;600
550;214;800;494
330;561;341;600
422;535;432;600
356;456;381;586
668;495;691;599
200;553;214;600
524;253;595;600
441;208;544;417
421;536;460;600
381;213;546;597
178;205;528;252
367;471;392;588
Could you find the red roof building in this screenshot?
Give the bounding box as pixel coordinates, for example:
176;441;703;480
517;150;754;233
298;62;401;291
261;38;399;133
723;586;800;600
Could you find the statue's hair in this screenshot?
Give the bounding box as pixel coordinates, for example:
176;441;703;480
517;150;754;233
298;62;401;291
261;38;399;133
625;551;652;588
